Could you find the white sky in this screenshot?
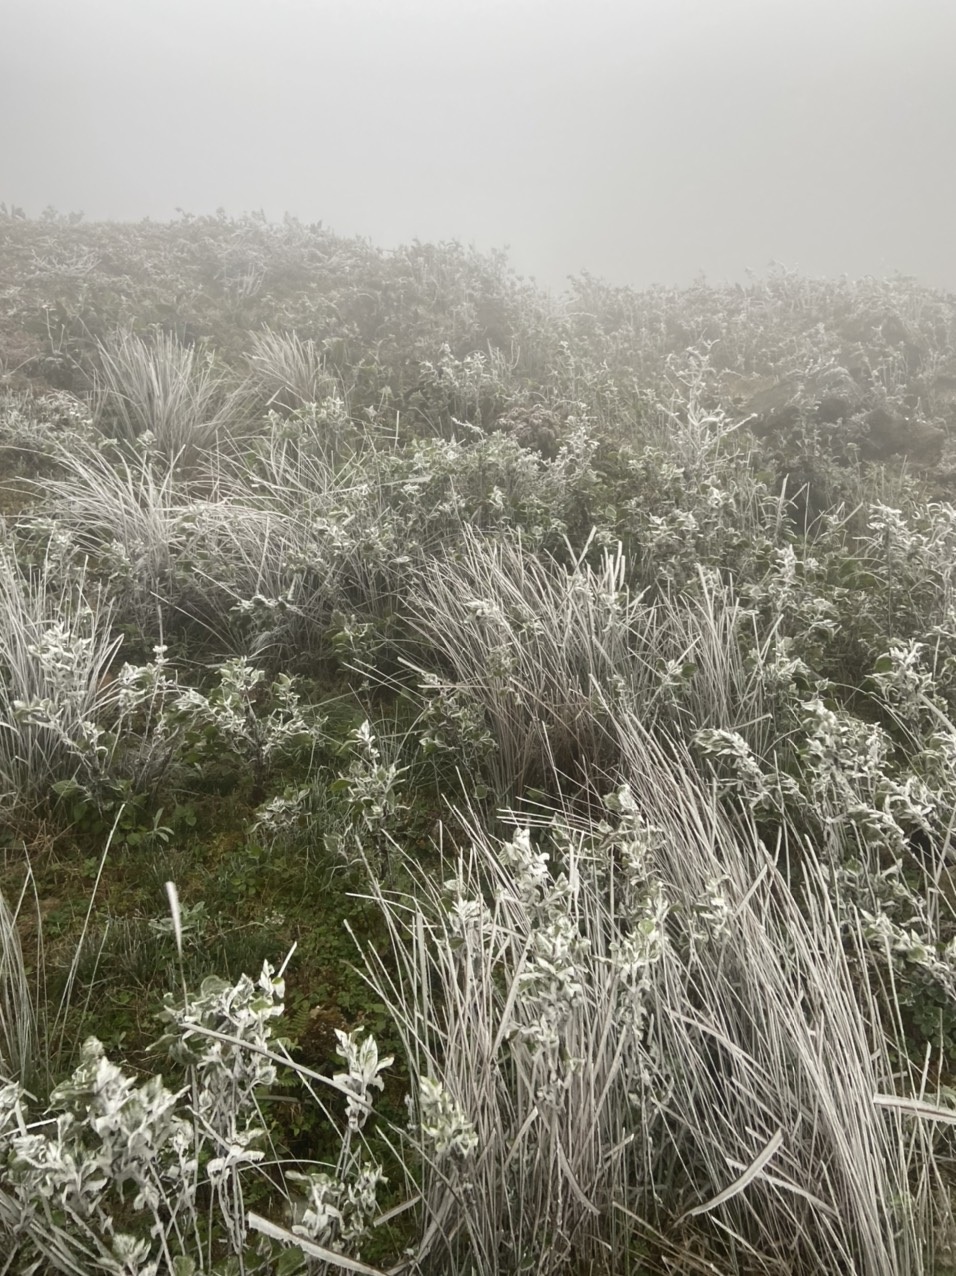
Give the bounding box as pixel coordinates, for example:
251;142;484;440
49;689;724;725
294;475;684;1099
2;0;955;292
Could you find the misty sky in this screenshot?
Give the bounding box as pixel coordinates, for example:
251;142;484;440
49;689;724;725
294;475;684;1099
3;0;955;293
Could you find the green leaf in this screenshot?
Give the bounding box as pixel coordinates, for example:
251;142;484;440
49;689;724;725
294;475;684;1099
275;1245;307;1276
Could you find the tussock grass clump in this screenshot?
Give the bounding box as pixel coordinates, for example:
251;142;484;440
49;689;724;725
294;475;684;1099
30;436;187;629
360;733;956;1275
92;328;241;457
0;547;122;807
404;529;642;800
403;528;790;804
0;886;35;1087
247;326;338;411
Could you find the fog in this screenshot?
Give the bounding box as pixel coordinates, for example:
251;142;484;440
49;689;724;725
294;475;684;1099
3;0;955;292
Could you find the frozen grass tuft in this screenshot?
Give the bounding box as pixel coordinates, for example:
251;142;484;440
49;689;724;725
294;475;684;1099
403;528;644;800
92;328;241;457
247;325;338;411
30;435;187;633
357;730;955;1274
0;884;35;1086
0;544;122;807
403;528;788;804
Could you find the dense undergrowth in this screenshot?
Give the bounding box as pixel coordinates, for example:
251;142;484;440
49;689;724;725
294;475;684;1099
2;207;956;1272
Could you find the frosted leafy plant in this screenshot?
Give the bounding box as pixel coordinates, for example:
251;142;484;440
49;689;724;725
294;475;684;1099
281;1028;392;1256
287;1160;386;1251
0;959;396;1274
157;962;284;1107
694;727;778;810
870;639;942;724
13;613;110;742
12;635;184;815
416;671;498;766
760;635;816;696
793;697;938;858
172;658;324;794
417;1076;478;1161
330;720;409;870
333;1027;393;1132
494;828;591;1102
249;787;312;849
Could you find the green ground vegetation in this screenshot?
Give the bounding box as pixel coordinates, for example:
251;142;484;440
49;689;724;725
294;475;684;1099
1;207;956;1272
